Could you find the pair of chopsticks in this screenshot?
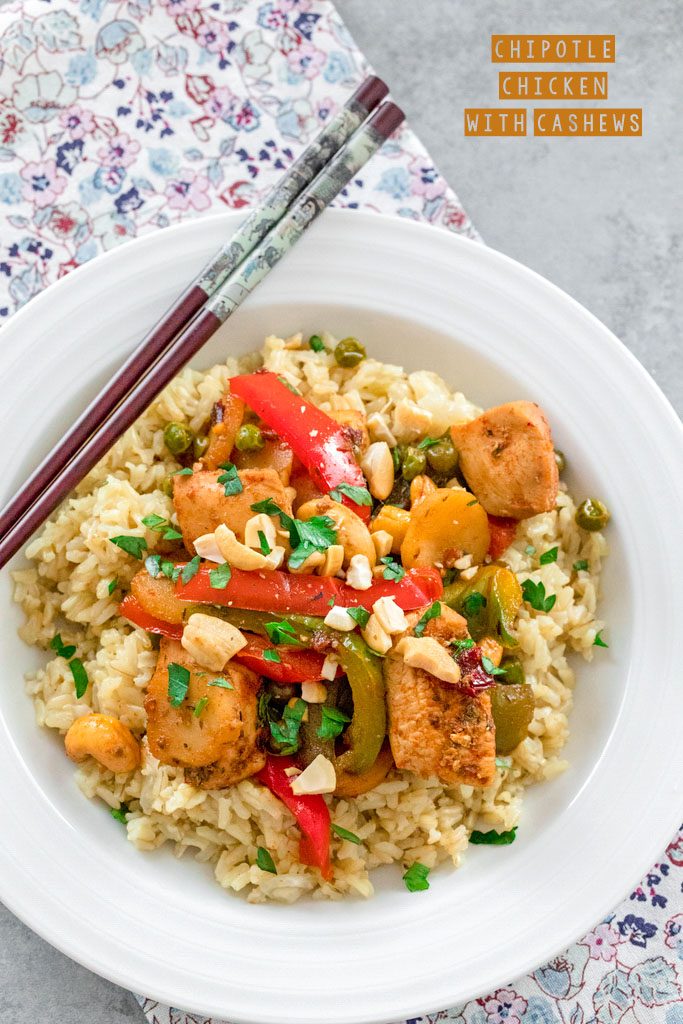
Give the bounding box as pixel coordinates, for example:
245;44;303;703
0;77;403;569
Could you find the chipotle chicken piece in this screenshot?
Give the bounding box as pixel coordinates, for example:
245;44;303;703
384;606;497;788
202;391;245;471
327;407;370;454
173;467;292;553
450;401;558;520
232;438;294;486
145;638;251;768
184;672;265;789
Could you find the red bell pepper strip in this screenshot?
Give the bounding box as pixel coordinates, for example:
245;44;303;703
119;594;184;639
235;635;337;683
176;564;443;615
229;370;370;522
487;515;518;560
257;755;332;880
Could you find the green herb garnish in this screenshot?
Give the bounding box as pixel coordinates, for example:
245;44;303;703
181;555;201;585
495;756;512;769
347;606;370;629
256;846;277;874
450;637;475;655
309;334;325;353
481;654;506;677
193;696;209;717
470;827;518;846
269;698;307;753
414;601;441;637
593;630;609;648
573;559;589;572
462;592;486;617
403;862;430;892
110;803;129;825
145;554;162;578
539;546;558;565
467;499;478;507
171;467;193;476
317;705;351;740
263;648;282;663
522;579;556;613
329;483;373;506
70;658;89;698
209;562;232;589
50;633;76;659
417;436;440;449
107;579;118;596
380;556;405;582
250;498;291;524
167;662;190;707
265;620;302;646
257;530;271;556
217;462;243;497
332;824;361;845
110;534;148;559
288;515;337;570
208;677;234;689
277;375;301;395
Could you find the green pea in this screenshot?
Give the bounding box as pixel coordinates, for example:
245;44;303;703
334;337;366;368
160;475;174;498
235;423;265;452
554;449;566;474
163;421;194;456
193;434;209;460
426;434;459;476
575;497;610;532
401;446;427;482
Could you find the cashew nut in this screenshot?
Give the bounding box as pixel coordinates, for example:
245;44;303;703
360;441;394;500
65;713;140;773
409;474;437;507
215;523;285;570
297;496;375;568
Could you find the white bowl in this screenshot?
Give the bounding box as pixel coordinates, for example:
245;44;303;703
1;210;681;1024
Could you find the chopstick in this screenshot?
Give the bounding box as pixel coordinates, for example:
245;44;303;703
0;100;405;569
0;75;388;546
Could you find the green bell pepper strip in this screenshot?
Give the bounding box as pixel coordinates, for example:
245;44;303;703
442;565;521;648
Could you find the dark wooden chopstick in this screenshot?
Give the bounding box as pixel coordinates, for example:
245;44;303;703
0;75;387;546
0;101;404;569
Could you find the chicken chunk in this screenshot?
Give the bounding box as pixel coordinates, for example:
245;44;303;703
384;605;496;787
145;638;254;768
450;401;558;520
327;408;370;453
184;680;265;789
173;467;292;553
232;438;294;486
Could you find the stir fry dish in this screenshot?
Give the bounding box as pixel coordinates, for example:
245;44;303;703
14;333;610;900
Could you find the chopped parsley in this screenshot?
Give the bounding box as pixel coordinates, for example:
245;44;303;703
110;804;129;825
265;620;302;646
329;483;373;506
593;630;609;648
522;579;556;613
308;334;325;353
481;655;506;677
414;601;441;637
539;546;558;565
462;592;486;617
347;606;370;629
167;662;190;707
109;534;148;559
50;633;76;660
288;515;337;570
250;498;289;522
466;499;479;507
209;562;232;589
417;436;440;449
263;648;282;664
217;462;243;497
257;530;271;556
332;824;361;845
145;554;162;578
171;467;193;476
207;677;234;689
317;705;351;740
70;659;89;699
256;846;277;874
573;559;589;572
469;826;517;846
193;696;209;717
141;513;182;541
450;637;475;655
181;555;201;585
107;579;118;596
403;862;430;892
380;556;405;582
269;698;307;754
277;375;301;395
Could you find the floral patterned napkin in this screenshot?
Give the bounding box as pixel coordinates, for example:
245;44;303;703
0;1;681;1022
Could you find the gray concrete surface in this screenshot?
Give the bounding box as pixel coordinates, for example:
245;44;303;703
1;1;681;1022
